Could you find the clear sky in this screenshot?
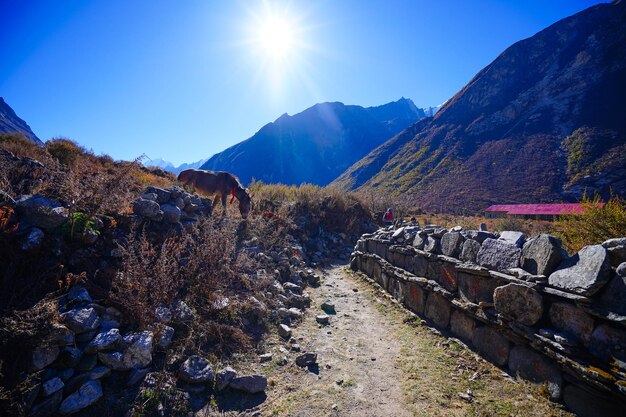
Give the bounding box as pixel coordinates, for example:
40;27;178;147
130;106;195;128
1;0;605;165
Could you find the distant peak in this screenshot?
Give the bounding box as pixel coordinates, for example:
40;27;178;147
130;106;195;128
275;113;290;123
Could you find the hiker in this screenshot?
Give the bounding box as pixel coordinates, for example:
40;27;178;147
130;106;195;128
383;208;394;226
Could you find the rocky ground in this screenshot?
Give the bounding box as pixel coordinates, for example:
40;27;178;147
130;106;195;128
221;263;573;417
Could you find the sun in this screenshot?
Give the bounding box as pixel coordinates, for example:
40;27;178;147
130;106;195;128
257;17;294;59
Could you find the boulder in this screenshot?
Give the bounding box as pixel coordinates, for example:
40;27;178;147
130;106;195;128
132;198;163;221
216;367;237;391
154;306;172;323
172;300;196;322
178;355;215;384
59;380;102;414
48;324;74;346
460;239;481;263
424;236;440;254
41;377;64;397
508;346;562;400
602;238;626;267
441;232;465;258
54;346;81;369
425;293;451;328
32;346;60;371
85;328;121;353
295;352;317;367
121;331;153;369
145;186;171;203
548;245;612;296
462;230;496;243
278;324;292;339
494;283;543;326
589;324;626;362
229;374;268;394
476;239;521;271
520;234;563;276
90;366;111;380
316;314;330;325
472;326;510;366
498;231;526;248
549;302;595;344
161;203;181;224
66;286;93;305
15;194;68;229
412;234;426;250
321;300;336;313
97;352;125;371
156;326;175;349
60;307;100;334
599;273;626;315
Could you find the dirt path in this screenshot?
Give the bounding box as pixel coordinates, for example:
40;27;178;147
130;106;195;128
255;263;572;417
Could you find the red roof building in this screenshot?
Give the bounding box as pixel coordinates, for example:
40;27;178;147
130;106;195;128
484;203;596;219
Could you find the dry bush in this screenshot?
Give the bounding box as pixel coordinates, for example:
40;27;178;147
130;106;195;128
556;194;626;253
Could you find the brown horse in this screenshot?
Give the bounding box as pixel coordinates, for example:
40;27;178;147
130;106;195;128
177;169;253;219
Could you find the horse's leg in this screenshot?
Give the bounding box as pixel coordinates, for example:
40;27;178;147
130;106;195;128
221;193;227;216
212;194;220;212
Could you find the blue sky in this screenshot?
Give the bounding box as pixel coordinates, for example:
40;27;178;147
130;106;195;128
1;0;605;165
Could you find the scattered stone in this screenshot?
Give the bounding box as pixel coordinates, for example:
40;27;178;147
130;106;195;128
41;377;64;397
156;325;175;349
259;353;273;362
278;324;292;339
85;328;121;353
132;198;163;221
59;380;102;414
476;239;521;271
60;307;100;334
441;232;465;258
498;231;526;248
216;367;237;391
32;345;60;371
296;352;317;367
520;234;563;276
290;344;301;352
154;306;172;323
15;194;69;229
172;300;196;322
161;203;181;224
494;283;543;326
283;282;302;294
316;314;330;325
90;366;111;380
321;300;336;313
548;245;612;296
122;331;153;369
277;356;288;366
460;239;481;263
229;375;268;394
178;355;215;384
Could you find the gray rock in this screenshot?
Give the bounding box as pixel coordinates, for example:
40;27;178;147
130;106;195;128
617;262;626;277
321;300;336;313
156;325;175;349
479;223;488;231
15;194;68;229
278;324;292;339
89;366;111;380
462;230;496;243
121;331;153;369
494;283;543;326
548;245;612;296
154;306;172;322
59;380;102;414
229;374;268;393
520;234;563;276
132;198;163;220
412;234;426;250
589;324;626;362
472;326;510;366
425;293;451;328
602;238;626;267
549;302;594;344
424;236;440;254
32;346;60;371
295;352;317;367
127;367;149;386
145;186;171;203
97;352;125;371
599;273;626;315
66;286;92;305
259;353;273;362
41;377;64;397
49;323;74;346
450;310;475;343
141;192;158;201
508;346;562;400
498;231;526;248
441;232;465;258
54;346;82;369
161;203;181;224
283;282;302;294
476;239;521;271
178;355;215;384
216;367;237;391
460;239;481;263
60;307;100;334
172;300;195;322
85;328;121;353
316;314;330;325
21;227;44;250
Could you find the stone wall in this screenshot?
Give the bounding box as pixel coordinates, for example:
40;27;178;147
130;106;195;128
350;224;626;417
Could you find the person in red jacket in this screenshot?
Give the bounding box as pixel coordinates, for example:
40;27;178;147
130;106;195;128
383;208;394;226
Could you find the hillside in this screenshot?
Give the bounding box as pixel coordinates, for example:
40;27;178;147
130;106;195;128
200;98;427;186
0;98;42;144
144;157;208;175
333;1;626;213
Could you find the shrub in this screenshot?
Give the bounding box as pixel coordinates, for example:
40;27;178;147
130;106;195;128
44;138;86;168
556;194;626;253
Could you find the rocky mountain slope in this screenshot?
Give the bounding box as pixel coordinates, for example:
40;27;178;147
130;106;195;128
0;97;42;143
144;157;208;175
333;1;626;213
200;98;427;186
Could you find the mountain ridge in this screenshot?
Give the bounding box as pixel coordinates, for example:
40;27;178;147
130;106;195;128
0;97;42;144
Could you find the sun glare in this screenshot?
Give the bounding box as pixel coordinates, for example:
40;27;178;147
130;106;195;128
258;17;294;59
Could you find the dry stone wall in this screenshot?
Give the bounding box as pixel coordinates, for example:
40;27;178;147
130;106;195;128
350;223;626;417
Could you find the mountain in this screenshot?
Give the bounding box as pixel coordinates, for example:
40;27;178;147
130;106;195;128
333;1;626;213
145;158;209;175
200;98;428;186
0;97;42;143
